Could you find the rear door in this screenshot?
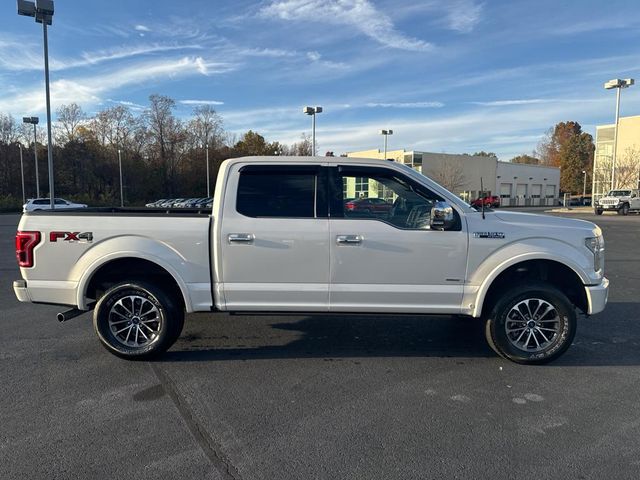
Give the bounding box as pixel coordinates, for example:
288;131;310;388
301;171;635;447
219;164;330;311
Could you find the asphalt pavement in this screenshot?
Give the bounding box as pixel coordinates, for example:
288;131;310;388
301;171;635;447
2;209;640;480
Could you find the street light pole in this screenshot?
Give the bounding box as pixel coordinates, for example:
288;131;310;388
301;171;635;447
19;144;26;204
582;170;587;200
205;144;210;197
118;149;124;207
303;106;323;156
42;19;55;209
379;129;393;160
18;0;56;209
23;117;40;197
604;78;635;191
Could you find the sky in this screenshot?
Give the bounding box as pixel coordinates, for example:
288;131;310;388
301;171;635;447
1;0;640;160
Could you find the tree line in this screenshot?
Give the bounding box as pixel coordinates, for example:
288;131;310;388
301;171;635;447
0;94;312;209
0;95;602;209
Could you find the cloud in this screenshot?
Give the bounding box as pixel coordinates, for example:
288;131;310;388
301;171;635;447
180;100;225;106
134;25;151;32
471;99;549;107
442;1;483;33
0;34;204;72
0;56;237;113
306;51;322;62
260;0;432;51
365;101;444;108
106;99;147;110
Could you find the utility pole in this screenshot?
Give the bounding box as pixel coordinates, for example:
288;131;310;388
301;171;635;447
118;149;124;207
19;144;26;204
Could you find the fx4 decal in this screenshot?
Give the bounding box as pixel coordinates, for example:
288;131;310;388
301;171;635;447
50;231;94;243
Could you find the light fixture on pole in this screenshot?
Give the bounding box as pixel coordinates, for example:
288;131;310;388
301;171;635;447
379;129;393;160
303;106;322;156
118;149;124;208
604;78;635;190
22;116;40;198
19;144;26;204
18;0;55;210
582;170;587;200
205;143;210;197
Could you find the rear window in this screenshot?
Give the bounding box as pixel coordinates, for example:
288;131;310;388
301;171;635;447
237;170;316;218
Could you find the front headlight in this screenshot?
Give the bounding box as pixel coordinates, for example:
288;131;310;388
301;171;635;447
585;236;605;273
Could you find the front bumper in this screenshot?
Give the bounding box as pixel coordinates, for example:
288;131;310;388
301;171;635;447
585;277;609;315
597;204;619;210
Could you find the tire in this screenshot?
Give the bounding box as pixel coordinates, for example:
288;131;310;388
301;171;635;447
595;209;603;215
93;281;184;360
484;283;577;365
619;204;629;216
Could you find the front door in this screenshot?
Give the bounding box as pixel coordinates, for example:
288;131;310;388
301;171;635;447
329;165;468;314
219;164;330;311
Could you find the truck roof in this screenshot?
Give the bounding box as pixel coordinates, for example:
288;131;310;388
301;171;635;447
225;156;396;166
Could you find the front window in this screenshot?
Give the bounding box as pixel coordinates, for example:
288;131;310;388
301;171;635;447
338;167;449;230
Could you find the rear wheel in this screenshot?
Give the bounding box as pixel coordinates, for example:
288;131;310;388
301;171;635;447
93;281;184;359
595;208;603;215
484;283;576;364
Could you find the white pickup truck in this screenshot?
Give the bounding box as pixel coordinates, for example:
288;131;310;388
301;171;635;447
14;156;609;364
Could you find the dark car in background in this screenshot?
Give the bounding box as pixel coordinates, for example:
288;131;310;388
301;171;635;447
345;197;393;215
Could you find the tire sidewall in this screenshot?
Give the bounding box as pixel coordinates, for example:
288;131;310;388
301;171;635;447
488;285;576;364
93;282;178;359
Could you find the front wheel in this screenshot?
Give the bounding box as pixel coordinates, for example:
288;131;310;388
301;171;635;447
93;281;184;359
484;284;576;364
595;208;603;215
619;204;630;215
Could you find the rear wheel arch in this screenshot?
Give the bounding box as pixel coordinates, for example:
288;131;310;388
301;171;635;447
82;257;187;312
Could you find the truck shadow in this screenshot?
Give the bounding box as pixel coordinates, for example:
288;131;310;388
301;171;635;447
161;301;640;367
164;313;494;362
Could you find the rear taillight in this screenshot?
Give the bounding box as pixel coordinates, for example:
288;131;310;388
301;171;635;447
15;231;41;268
346;203;355;210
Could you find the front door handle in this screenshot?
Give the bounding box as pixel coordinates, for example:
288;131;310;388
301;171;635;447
228;233;255;244
336;235;363;245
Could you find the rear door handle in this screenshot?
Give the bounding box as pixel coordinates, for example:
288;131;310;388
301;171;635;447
228;233;255;244
336;235;363;245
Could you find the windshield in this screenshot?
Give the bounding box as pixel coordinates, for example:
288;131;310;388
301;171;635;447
606;190;631;197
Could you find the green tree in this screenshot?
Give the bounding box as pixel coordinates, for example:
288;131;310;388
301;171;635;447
234;130;279;156
472;151;497;158
537;121;594;192
511;154;539;165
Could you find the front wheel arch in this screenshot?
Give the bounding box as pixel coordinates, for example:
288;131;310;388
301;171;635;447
479;259;588;319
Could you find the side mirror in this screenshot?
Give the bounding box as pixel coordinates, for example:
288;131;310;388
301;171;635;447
430;201;455;231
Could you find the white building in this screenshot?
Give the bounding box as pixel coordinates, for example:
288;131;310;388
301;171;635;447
346;149;560;206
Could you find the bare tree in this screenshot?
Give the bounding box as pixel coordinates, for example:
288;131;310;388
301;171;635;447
188;105;224;149
615;146;640;190
145;94;188;195
56;103;85;143
427;160;467;192
286;133;312;156
0;113;19;144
